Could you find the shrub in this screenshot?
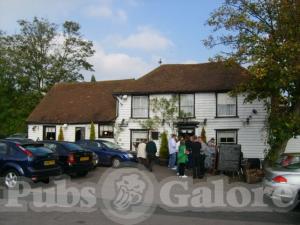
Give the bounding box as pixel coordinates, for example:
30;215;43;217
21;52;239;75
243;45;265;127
90;122;95;140
201;127;207;143
159;132;169;159
58;126;64;141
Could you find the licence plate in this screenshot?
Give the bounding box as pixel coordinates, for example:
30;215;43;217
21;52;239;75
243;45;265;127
80;157;89;161
44;160;55;166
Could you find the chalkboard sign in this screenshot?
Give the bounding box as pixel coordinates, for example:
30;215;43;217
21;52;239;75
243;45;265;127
218;144;241;172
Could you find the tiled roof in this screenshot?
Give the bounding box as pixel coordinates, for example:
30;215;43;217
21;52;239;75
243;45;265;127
26;79;135;124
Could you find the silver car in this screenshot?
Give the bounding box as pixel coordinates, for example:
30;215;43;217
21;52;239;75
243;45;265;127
263;153;300;210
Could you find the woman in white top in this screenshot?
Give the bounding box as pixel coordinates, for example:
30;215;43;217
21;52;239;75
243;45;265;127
137;140;147;166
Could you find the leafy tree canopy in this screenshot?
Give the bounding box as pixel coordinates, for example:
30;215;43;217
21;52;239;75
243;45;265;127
0;17;95;137
205;0;300;161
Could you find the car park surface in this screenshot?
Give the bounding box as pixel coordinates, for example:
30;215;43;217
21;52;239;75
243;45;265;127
0;165;299;225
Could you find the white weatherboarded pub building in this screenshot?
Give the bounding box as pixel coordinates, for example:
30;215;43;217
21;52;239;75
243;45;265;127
27;62;268;159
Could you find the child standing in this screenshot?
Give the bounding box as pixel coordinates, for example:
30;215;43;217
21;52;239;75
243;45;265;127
178;140;188;178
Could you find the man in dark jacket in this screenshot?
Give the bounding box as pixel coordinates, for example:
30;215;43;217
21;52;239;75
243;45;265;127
185;135;193;169
146;139;157;172
191;136;205;179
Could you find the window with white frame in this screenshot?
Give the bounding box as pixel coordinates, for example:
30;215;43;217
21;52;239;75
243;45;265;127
99;124;114;138
180;94;195;118
132;96;149;118
217;93;237;117
216;130;237;145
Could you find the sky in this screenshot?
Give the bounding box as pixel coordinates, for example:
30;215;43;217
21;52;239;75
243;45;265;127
0;0;226;81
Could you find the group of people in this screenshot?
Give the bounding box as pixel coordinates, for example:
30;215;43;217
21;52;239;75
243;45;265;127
168;134;216;179
136;134;216;178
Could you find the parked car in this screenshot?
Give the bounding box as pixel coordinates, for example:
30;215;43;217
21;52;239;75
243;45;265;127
40;141;94;177
263;136;300;210
0;138;61;189
76;140;137;168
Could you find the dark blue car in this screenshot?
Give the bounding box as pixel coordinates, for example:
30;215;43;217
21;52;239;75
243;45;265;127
40;141;94;177
76;140;137;168
0;138;61;188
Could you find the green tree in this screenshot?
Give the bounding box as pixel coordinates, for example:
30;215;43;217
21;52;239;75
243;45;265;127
139;96;179;131
200;127;207;143
58;127;64;141
91;75;96;82
0;18;95;137
5;17;95;94
90;122;95;140
159;132;169;159
205;0;300;162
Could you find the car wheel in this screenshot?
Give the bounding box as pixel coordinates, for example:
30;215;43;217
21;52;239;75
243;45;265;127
264;193;300;212
4;169;20;189
112;158;121;168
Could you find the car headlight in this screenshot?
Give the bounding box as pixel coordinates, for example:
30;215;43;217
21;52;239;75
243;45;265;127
128;153;133;158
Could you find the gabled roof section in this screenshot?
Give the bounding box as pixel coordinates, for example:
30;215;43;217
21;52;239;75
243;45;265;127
27;79;135;124
113;62;249;94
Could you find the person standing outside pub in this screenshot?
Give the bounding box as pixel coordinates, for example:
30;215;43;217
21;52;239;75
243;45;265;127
178;138;188;178
168;134;177;170
137;139;147;167
191;136;204;179
185;135;193;169
146;139;157;172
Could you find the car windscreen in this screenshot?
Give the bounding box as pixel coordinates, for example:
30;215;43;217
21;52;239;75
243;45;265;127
62;143;85;151
102;141;122;149
277;155;300;169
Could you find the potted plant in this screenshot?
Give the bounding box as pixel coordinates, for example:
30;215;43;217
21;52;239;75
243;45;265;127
159;132;169;166
58;126;64;141
90;122;95;140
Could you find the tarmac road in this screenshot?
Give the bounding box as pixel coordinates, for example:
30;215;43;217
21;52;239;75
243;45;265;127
0;166;299;225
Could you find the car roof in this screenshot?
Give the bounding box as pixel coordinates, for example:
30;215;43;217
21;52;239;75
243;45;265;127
4;138;35;145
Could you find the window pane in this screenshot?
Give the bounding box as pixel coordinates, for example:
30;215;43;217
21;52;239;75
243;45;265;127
0;143;7;155
278;155;300;169
132;96;149;118
44;126;56;140
217;130;237;144
217;93;237;116
180;94;194;117
99;124;114;138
